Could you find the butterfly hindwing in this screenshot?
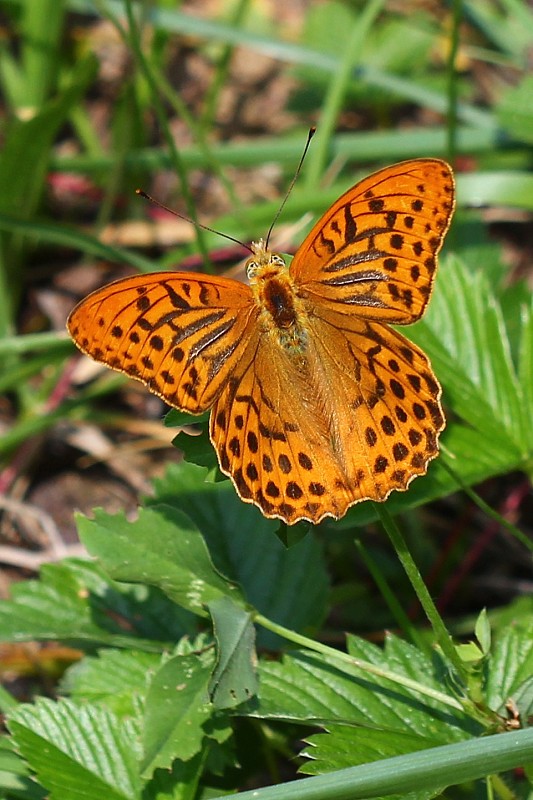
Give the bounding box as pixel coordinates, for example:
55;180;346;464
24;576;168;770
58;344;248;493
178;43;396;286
209;299;444;524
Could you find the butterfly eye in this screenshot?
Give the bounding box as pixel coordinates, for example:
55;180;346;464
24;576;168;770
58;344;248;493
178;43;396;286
245;258;260;278
246;252;286;280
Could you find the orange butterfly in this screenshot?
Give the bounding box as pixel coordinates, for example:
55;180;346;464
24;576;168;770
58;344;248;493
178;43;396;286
68;159;454;525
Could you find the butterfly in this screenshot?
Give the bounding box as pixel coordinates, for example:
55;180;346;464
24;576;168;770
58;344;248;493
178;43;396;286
68;158;455;525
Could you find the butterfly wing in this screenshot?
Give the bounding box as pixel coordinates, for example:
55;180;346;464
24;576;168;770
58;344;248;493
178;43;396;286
67;272;257;413
209;328;355;524
290;159;454;324
209;296;444;525
307;305;445;504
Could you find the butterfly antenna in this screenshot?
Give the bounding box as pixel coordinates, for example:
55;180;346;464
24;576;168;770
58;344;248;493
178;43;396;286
265;126;316;250
135;190;253;253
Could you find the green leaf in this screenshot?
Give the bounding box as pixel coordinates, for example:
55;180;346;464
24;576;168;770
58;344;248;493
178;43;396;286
485;618;533;716
302;725;444;800
0;558;193;648
8;698;142;800
463;0;533;58
12;0;66;109
496;75;533;144
512;676;533;729
0;55;98;288
274;519;313;547
255;633;479;744
165;408;209;429
0;735;46;799
207;728;533;800
414;255;529;451
151;462;329;647
78;505;243;616
177;425;219;472
518;294;533;424
141;652;228;778
208;597;258;709
165;410;217;472
61;650;162;717
474;608;491;656
458;171;533;212
0;57;96;219
143;754;206;800
0;213;157;273
455;642;484;665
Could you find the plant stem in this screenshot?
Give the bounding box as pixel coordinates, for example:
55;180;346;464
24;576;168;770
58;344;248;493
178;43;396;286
304;0;384;189
446;0;461;162
440;450;533;552
208;728;533;800
253;611;466;714
373;503;466;678
123;0;211;268
354;538;428;652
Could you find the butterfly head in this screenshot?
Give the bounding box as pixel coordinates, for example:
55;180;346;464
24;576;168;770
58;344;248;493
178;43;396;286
245;238;286;282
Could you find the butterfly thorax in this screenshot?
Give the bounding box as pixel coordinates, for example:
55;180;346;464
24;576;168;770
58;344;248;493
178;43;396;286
246;239;308;355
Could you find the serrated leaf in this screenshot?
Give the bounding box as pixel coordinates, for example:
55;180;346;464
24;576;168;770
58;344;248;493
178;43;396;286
255;633;479;744
189;727;533;799
512;676;533;727
413;255;531;453
302;725;444;800
78;505;244;616
0;561;97;643
141;652;221;778
0;558;194;648
0;736;45;799
150;463;329;648
485;619;533;715
208;597;258;709
8;698;141;800
61;650;162;716
500;279;530;358
165;407;218;475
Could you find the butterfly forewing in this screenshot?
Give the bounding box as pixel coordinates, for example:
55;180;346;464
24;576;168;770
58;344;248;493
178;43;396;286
290;159;455;325
67;272;256;413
